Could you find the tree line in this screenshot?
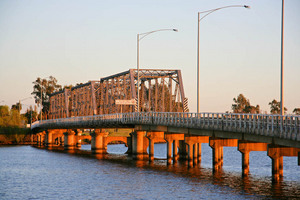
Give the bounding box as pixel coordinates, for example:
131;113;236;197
232;94;300;115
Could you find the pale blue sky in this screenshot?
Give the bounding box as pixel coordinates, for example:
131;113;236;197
0;0;299;113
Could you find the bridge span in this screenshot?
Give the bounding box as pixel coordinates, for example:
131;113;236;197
31;112;300;181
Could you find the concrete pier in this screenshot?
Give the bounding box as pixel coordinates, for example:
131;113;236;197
91;129;108;154
268;145;300;181
209;138;238;171
64;130;76;150
75;129;82;149
45;130;54;148
164;133;184;164
185;136;209;167
238;141;268;176
131;131;148;160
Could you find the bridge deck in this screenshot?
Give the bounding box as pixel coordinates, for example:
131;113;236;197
31;112;300;148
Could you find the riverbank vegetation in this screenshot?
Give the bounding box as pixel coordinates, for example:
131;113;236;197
232;94;298;115
0;127;31;144
0;105;33;144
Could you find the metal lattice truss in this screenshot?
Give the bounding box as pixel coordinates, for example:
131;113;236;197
49;81;100;119
49;89;71;119
99;69;187;114
49;69;188;119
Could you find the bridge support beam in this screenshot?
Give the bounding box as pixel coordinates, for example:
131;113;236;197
165;133;184;164
238;141;268;176
64;130;76;150
209;138;238;171
75;129;82;149
132;131;148;160
37;131;46;147
126;135;133;155
45;130;55;149
146;132;164;162
268;145;300;182
178;140;188;160
91;129;108;154
52;129;65;146
36;133;41;146
185;136;209;167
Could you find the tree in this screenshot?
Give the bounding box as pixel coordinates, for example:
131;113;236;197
269;99;287;114
293;108;300;115
23;106;38;124
11;102;22;112
31;76;62;119
232;94;260;114
0;105;9;117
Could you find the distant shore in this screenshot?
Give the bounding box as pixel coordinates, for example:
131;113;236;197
0;128;32;145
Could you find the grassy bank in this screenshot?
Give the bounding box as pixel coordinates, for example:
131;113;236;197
0;128;31;145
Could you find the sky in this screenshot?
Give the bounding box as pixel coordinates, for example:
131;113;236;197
0;0;299;114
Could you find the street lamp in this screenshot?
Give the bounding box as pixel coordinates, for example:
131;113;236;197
280;0;284;115
137;28;178;112
197;5;250;113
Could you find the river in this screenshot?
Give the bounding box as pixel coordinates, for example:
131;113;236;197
0;144;299;199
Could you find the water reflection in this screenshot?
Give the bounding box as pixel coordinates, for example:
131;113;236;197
6;144;299;199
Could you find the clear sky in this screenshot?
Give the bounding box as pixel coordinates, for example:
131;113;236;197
0;0;299;114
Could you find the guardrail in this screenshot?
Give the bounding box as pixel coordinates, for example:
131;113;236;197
32;112;300;142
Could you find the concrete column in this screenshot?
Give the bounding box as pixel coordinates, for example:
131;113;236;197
39;131;45;146
91;129;108;154
31;134;33;145
59;136;64;146
125;135;132;155
36;134;40;146
272;156;283;181
268;145;300;181
64;130;76;150
209;138;238;172
188;144;193;167
167;140;172;165
178;140;187;160
149;139;154;162
76;129;82;149
134;131;146;160
146;131;165;161
46;130;54;148
173;140;179;161
197;143;202;162
185;136;209;166
241;151;250;176
193;143;198;165
238;141;268;177
220;146;224;166
211;146;222;171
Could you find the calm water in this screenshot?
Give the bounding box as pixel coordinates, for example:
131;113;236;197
0;144;300;199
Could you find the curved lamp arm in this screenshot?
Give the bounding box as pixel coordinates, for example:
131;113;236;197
199;5;250;22
138;29;178;41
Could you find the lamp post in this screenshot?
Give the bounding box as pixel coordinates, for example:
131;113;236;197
137;28;178;112
280;0;284;115
197;5;250;113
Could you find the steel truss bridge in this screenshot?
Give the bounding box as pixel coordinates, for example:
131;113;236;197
49;69;188;119
33;69;300;181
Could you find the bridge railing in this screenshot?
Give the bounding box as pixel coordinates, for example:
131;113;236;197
32;112;300;142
